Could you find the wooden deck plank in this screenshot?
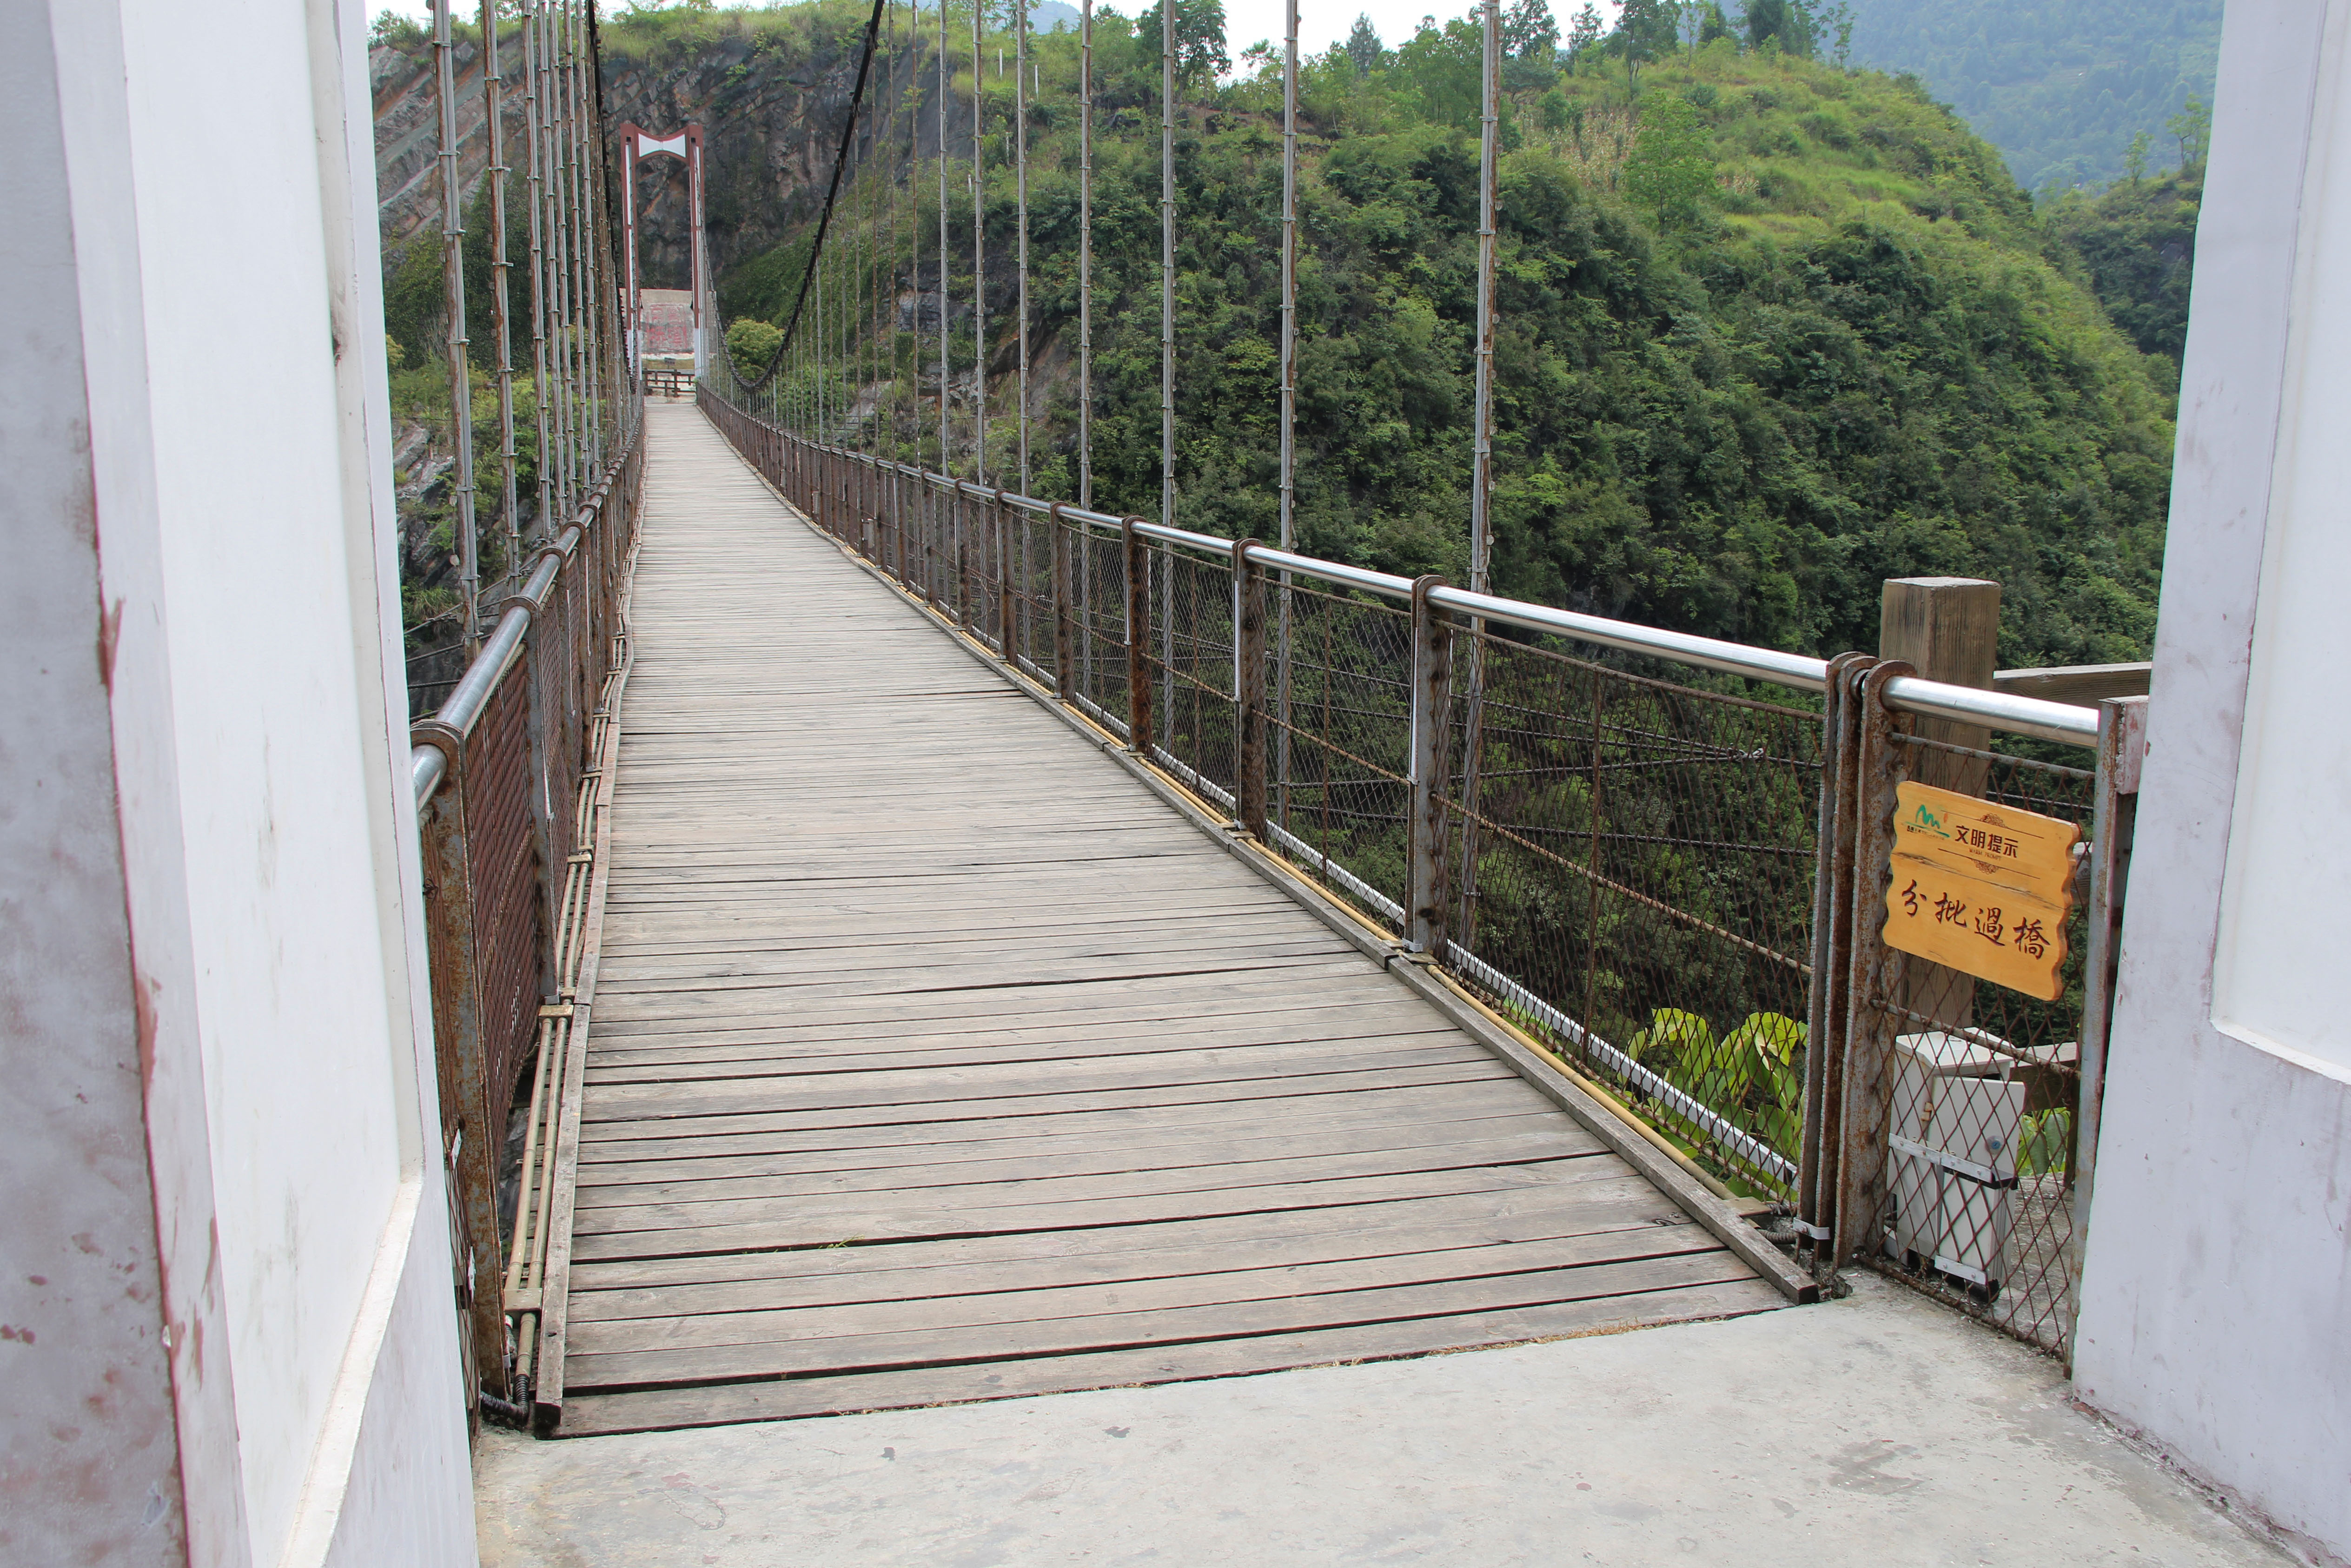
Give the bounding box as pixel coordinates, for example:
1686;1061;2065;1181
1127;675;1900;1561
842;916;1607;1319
567;1175;1682;1322
574;1102;1570;1186
567;1156;1640;1260
573;1078;1552;1166
563;1250;1760;1388
552;1277;1784;1436
571;1223;1731;1359
571;1127;1605;1217
563;1177;1702;1294
571;1062;1527;1147
542;403;1781;1434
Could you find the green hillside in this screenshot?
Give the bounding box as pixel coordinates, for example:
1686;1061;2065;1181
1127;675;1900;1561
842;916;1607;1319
700;5;2172;668
1843;0;2221;192
2045;169;2201;378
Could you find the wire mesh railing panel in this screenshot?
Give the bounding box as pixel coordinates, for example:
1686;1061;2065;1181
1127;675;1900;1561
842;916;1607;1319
1438;630;1823;1197
460;661;544;1140
1073;524;1131;736
1010;508;1054;684
1869;734;2093;1355
1265;579;1416;929
1151;545;1241;808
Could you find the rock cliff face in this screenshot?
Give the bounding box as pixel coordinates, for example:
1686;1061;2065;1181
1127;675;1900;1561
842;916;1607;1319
371;20;955;288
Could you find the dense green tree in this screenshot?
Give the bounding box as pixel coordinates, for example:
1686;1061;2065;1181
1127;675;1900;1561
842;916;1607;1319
1742;0;1813;57
724;317;784;376
1135;0;1227;84
1564;2;1603;71
1503;0;1557;58
2046;171;2201;372
1622;91;1713;224
1609;0;1676;86
2165;95;2210;173
1345;12;1383;76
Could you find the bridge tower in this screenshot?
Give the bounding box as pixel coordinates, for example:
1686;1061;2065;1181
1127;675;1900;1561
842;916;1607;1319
617;122;708;377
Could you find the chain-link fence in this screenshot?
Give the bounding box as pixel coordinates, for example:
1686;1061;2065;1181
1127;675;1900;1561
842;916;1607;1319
1861;732;2095;1353
1439;631;1823;1199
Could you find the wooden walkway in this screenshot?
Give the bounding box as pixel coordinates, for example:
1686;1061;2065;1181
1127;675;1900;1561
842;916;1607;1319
550;402;1784;1436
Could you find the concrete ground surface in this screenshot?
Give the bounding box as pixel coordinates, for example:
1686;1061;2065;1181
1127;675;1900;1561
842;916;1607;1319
473;1273;2290;1567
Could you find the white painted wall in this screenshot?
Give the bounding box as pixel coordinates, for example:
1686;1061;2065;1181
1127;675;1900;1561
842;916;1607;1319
2073;0;2351;1559
17;0;480;1561
0;1;194;1555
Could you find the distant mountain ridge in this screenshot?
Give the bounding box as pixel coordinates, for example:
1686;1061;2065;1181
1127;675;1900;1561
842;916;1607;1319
1844;0;2221;191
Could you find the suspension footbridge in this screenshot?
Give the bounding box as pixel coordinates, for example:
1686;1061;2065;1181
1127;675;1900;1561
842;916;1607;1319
20;0;2349;1559
371;0;2140;1449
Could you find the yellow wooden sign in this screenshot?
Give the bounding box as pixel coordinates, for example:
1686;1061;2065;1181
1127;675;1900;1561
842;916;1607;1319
1882;781;2081;1001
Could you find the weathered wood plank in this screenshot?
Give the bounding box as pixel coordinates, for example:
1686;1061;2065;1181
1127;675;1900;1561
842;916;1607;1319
553;1277;1784;1436
573;1105;1574;1190
569;1176;1686;1325
568;1155;1640;1260
563;1249;1758;1388
572;1126;1604;1215
572;1221;1727;1358
564;1178;1672;1295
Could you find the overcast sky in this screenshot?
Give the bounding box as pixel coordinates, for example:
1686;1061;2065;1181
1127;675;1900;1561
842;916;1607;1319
373;0;1624;70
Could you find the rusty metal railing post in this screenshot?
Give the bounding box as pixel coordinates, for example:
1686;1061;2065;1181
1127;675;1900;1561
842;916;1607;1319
954;481;975;630
1830;657;1915;1270
994;490;1016;660
1233;539;1269;839
921;478;939;607
1407;575;1454;954
1798;651;1876;1264
1051;505;1077;697
862;457;877;558
891;465;907;584
1123;517;1155;755
2068;692;2148;1345
409;724;511;1411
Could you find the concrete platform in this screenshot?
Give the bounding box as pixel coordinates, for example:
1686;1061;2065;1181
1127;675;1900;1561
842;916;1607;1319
472;1272;2291;1566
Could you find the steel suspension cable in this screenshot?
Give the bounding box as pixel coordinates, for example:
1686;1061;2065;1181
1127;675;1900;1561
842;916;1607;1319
1015;0;1031;493
568;1;601;473
431;0;481;650
1458;0;1502;953
1278;0;1299;827
543;0;578;522
1078;0;1093;510
582;0;604;456
854;109;867;453
482;0;520;573
523;0;554;538
1158;0;1177;726
937;0;951;472
555;0;582;497
884;0;900;463
1159;0;1176;529
970;0;986;483
717;0;890;401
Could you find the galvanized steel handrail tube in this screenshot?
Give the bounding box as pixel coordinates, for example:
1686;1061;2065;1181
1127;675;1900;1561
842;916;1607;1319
410;420;644;807
705;409;2101;749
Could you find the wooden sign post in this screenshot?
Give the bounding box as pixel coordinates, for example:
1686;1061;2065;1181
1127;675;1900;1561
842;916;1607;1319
1881;781;2080;1001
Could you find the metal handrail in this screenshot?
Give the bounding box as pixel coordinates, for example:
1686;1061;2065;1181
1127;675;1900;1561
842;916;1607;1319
741;423;2103;748
409;419;643;808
